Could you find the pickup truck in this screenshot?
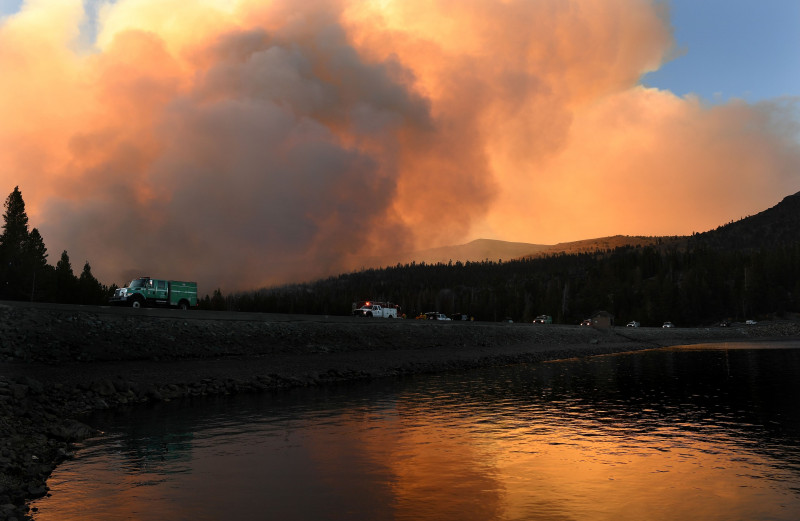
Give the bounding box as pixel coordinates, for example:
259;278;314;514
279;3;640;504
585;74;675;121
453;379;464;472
352;301;399;318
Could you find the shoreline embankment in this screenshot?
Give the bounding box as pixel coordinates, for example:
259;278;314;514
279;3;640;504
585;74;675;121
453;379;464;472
1;301;798;520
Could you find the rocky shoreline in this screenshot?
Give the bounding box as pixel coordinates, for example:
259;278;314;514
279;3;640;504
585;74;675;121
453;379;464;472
1;301;798;520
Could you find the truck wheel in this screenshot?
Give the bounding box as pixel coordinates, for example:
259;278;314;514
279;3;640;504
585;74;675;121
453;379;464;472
131;298;142;309
178;300;189;310
366;312;373;317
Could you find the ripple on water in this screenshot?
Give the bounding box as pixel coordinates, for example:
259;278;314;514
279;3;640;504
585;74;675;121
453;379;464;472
31;342;800;521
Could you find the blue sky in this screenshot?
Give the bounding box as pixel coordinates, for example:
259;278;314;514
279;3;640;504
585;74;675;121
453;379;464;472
642;0;800;103
0;0;21;17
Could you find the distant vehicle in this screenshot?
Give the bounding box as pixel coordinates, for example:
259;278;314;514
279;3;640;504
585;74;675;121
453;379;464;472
426;312;451;321
503;317;514;323
352;301;399;318
533;315;553;324
626;321;640;328
718;321;730;327
109;277;197;309
450;313;471;321
580;319;592;327
745;319;758;325
662;321;675;328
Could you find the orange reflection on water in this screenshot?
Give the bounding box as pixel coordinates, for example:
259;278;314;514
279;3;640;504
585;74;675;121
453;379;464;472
347;402;800;521
33;381;800;521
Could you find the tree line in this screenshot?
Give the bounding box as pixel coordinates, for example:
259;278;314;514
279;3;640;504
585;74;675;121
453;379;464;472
0;187;110;304
4;185;798;325
203;194;800;324
202;241;800;327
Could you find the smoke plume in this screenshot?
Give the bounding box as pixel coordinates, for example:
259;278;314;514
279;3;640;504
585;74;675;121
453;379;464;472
1;0;798;291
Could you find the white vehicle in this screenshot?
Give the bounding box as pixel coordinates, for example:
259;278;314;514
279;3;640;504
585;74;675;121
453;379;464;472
353;301;399;318
662;321;675;328
425;312;452;321
626;321;640;328
745;319;757;325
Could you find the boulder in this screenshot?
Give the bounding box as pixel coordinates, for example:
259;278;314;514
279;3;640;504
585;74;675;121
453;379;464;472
90;379;117;397
46;419;96;442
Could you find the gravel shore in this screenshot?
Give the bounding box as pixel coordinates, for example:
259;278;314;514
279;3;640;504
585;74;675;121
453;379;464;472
1;301;798;520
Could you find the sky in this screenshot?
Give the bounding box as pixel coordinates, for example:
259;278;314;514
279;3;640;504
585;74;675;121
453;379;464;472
1;0;798;291
642;0;800;103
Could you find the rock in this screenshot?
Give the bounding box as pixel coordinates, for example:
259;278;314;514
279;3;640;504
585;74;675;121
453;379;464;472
46;419;96;442
0;503;19;517
92;397;110;410
9;384;27;400
90;379;117;397
19;377;43;395
27;484;47;499
145;386;163;401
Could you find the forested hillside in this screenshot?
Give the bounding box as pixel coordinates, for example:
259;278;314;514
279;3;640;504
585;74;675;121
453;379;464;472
689;192;800;251
210;243;798;326
209;192;800;326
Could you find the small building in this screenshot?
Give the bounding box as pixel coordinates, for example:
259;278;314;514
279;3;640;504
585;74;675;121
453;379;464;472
590;310;615;329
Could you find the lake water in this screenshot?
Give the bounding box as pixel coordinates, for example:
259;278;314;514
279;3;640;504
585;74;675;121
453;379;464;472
31;341;800;521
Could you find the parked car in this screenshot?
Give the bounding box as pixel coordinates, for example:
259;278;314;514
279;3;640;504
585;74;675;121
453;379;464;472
626;321;640;328
580;319;592;327
450;313;471;321
745;319;757;325
533;315;553;324
426;312;451;321
662;321;675;328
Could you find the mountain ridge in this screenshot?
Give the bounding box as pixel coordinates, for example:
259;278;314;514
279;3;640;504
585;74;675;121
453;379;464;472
689;191;800;250
397;190;800;267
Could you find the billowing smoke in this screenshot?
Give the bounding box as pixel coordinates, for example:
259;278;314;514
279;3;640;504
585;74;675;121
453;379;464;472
1;0;798;291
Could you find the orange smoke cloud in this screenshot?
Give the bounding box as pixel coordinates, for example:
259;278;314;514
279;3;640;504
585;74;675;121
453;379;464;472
1;0;798;290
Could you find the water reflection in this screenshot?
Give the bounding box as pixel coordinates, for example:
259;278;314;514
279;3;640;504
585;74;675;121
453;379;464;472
33;342;800;520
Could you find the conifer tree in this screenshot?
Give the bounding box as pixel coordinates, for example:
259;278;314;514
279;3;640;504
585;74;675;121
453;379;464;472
210;288;226;310
26;228;48;268
1;186;28;246
23;228;49;301
78;261;105;304
0;186;31;299
55;250;78;303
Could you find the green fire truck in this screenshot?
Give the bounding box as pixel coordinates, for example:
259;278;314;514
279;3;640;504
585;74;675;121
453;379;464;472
109;277;197;309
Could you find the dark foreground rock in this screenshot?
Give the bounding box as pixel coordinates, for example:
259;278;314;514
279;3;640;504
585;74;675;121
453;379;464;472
1;301;798;520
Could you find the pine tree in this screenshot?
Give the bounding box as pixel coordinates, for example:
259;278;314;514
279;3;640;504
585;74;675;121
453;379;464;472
0;186;31;299
210;288;226;310
55;250;78;303
26;228;48;268
24;228;49;301
1;186;29;246
78;261;105;304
